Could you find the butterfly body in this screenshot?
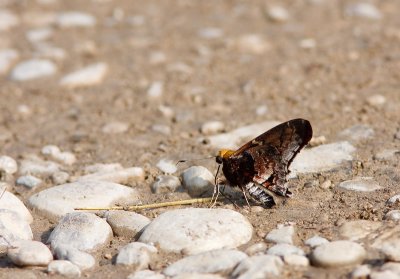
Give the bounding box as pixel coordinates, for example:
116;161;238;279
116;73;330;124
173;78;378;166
216;118;313;208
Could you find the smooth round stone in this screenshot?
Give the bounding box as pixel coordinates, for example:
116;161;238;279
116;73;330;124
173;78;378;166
388;195;400;205
151;124;171;135
244;242;268;256
351;264;371;278
299;38;316;49
47;260;81;277
156;159;177;174
53;244;95;270
19;158;61;176
0;10;19;31
265;224;295;244
197;27;223;39
0;209;33;247
139;208;253;255
370;270;399;279
8;240;53;266
377;240;400;262
147;81;163;98
51;171;70;185
339;220;382;241
127;270;166;279
116;242;157;268
236;34;269;55
339;125;374;142
48;212;112;252
77;167;144;184
84;163;123;173
105;211;150;238
26;27;53;42
304;235;329;248
283;254;310;267
345;3;382;19
42;145;76;165
381;262;400;276
311;240;366;267
0;155;17;174
28;180;138;221
367;95;386;107
0;49;19;74
232;255;283;278
0;191;33;223
11;59;56;81
201;121;224;135
267;6;289;22
60;63;108;88
338;177;381;192
181;166;214;197
56;11;96;27
151;175;181;194
102;121;129;134
385;210;400;221
267;244;305;257
163;249;247;276
16;175;43;189
374;149;400;161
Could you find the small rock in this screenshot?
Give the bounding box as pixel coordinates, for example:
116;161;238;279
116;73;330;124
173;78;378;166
149;51;167;65
374;149;400;161
338;177;382;192
8;240;53;266
370;270;399;279
267;6;289;22
232;255;283;278
309;135;327;147
310;240;366;267
173;274;224;279
255;105;268;116
51;171;70;185
0;155;17;174
158;105;174;118
127;270;165;279
267;243;305;257
60;63;108;88
147;81;164;98
299;38;316;49
351;264;371;279
283;254;310;267
47;260;81;277
265;224;295;244
381;262;400;276
367;95;386;107
139;208;253;255
116;242;157;269
77;167;144;184
346;3;382;20
56;11;96;27
305;235;329;248
319;180;332;189
181;166;214;197
151;175;181;194
235;34;269;54
156;159;177;174
19;157;61;176
0;191;33;223
11;59;56;81
102;121;129;134
339;220;382;241
16;175;43;189
84;163;123;174
0;209;33;248
53;244;95;270
163;249;247;276
0;49;19;74
34;44;66;60
105;211;150;238
244;242;267;256
388;195;400;205
201;121;224;135
48;212;112;252
385;210;400;221
198;28;223;39
26;27;53;42
338;125;374;142
151;124;171;135
0;10;19;31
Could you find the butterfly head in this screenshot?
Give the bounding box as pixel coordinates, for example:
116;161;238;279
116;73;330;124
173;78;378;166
216;149;235;164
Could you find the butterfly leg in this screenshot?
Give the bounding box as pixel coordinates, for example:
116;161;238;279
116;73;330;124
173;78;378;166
243;182;275;208
209;182;220;208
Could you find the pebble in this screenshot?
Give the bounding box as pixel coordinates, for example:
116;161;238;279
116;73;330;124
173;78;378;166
338;125;374;142
151;124;171;135
198;27;223;39
116;242;157;268
299;38;316;49
339;220;382;241
156;159;177;174
319;180;333;189
10;59;56;81
47;260;81;277
163;249;247;277
147;81;164;98
267;243;305;257
290;141;355;176
181;166;214;197
232;255;283;278
105;211;150;238
370;270;400;279
149;51;167;65
139;208;253;255
265;224;295;244
0;155;17;174
244;242;268;256
28;180;138;221
381;262;400;276
77;167;144;184
51;171;70;185
60;63;108;88
283;254;310;267
102;121;129;134
174;274;224;279
201;121;224;135
56;11;96;28
372;228;400;262
34;43;66;60
385;210;400;221
374;149;399;161
26;27;53;42
305;235;329;248
0;49;19;74
16;175;43;189
158;105;174;118
0;209;33;248
235;34;269;54
388;195;400;205
310;240;366;267
351;264;371;278
0;9;19;31
151;175;181;194
255;105;268;116
367;94;386;107
19;157;61;176
84;163;123;173
338;177;382;192
346;3;382;20
41;145;77;165
267;6;289;22
48;212;112;251
53;244;95;270
127;270;166;279
0;191;33;223
8;240;53;266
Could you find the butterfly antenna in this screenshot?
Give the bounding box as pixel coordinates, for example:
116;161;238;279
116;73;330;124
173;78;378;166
176;156;215;166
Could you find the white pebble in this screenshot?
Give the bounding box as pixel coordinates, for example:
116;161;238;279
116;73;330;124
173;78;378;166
232;255;283;278
346;3;382;20
201;121;224;135
236;34;270;54
77;167;144;184
84;163;123;173
57;11;96;28
0;209;33;248
60;63;108;88
19;157;61;176
151;175;181;194
338;125;374;142
267;243;305;257
156;159;177;174
0;10;19;31
267;6;289;22
367;94;386;107
339;220;382;241
47;260;81;277
299;38;316;49
158;105;174;118
181;166;214;197
102;121;129;134
255;105;268;116
374;149;399;161
26;27;53;42
0;191;33;223
338;177;382;192
42;145;76;165
11;59;56;81
244;242;267;256
0;49;19;74
0;155;17;174
116;242;157;268
388;194;400;205
265;224;295;244
53;244;95;270
385;210;400;221
105;211;150;238
8;240;53;266
128;270;165;279
151;124;171;135
149;51;167;65
351;264;371;278
51;171;70;185
198;27;223;39
147;81;164;98
16;175;43;189
304;235;329;248
283;254;310;267
34;44;66;60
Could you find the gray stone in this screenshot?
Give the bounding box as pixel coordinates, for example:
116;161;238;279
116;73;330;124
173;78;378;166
116;242;157;269
51;171;70;185
304;235;329;248
338;125;374;142
41;145;76;165
156;159;177;174
151;175;181;194
53;244;95;270
267;243;305;257
311;240;366;267
163;249;247;276
28;180;138;221
339;220;382;241
47;260;81;277
11;59;56;81
139;208;253;255
56;11;96;28
232;255;283;279
0;155;17;174
201;121;224;135
283;254;310;267
181;166;214;197
48;212;112;252
127;270;165;279
373;230;400;261
0;191;33;223
0;49;19;74
19;157;61;177
388;195;400;205
338;177;382;192
0;209;33;248
374;149;400;161
8;240;53;266
147;81;163;98
77;167;144;184
265;224;295;244
105;211;150;238
60;63;108;88
16;175;43;189
385;210;400;221
346;3;382;20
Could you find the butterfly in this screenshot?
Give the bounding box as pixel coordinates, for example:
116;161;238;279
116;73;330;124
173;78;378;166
215;118;313;208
